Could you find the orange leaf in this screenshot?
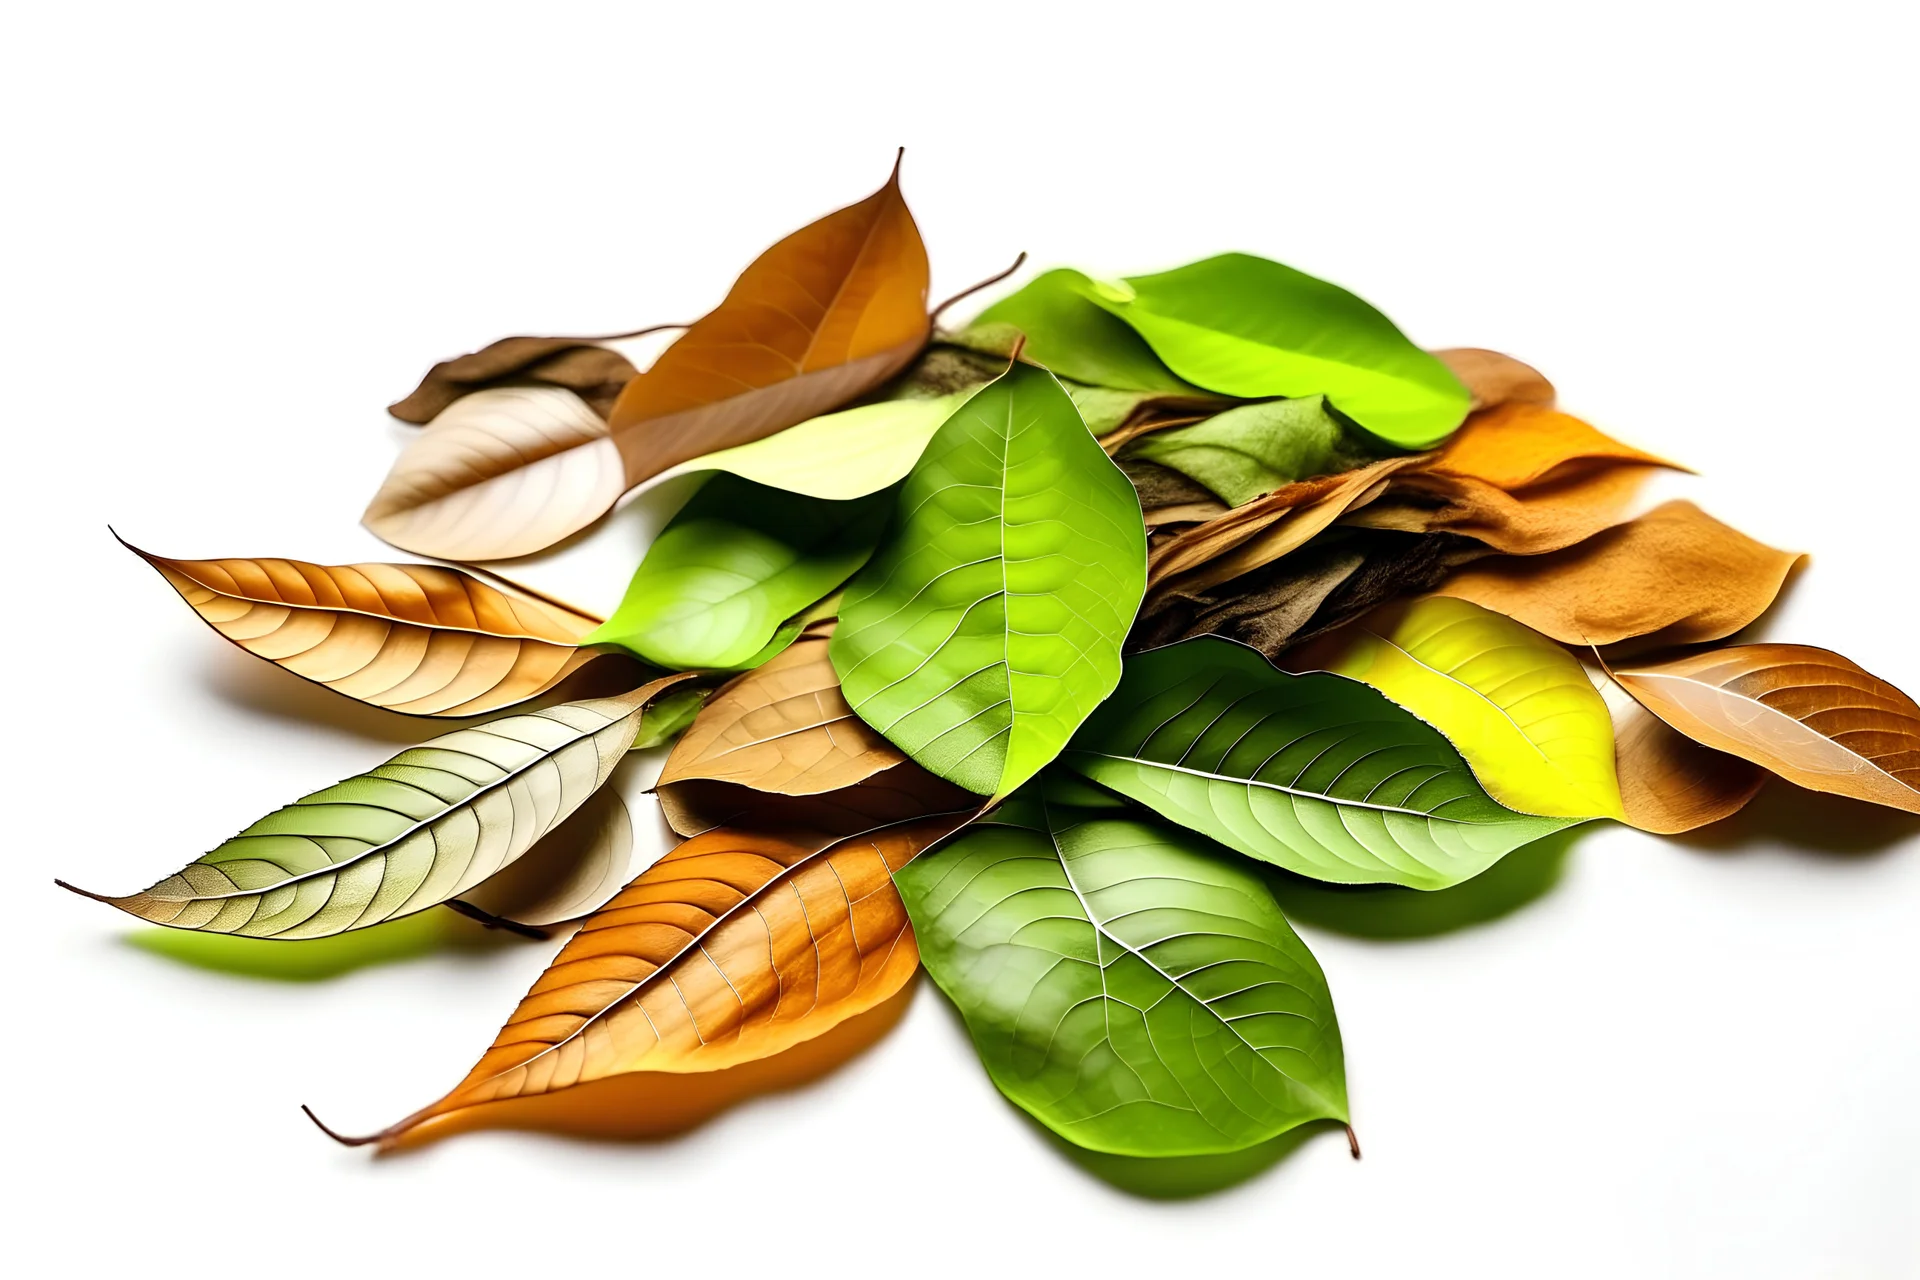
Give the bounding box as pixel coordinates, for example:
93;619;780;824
1345;462;1658;555
1591;666;1767;834
1429;401;1682;490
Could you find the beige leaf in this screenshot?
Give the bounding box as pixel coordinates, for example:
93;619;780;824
1589;667;1767;834
1432;348;1556;412
461;786;635;927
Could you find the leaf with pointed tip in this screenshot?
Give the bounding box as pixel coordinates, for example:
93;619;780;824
1588;665;1766;834
389;335;640;424
352;812;966;1146
1082;254;1471;447
126;540;625;716
462;787;634;926
1425;402;1680;490
1288;598;1624;819
898;775;1347;1156
1063;638;1571;889
584;475;890;671
1609;645;1920;814
1123;396;1391;506
830;360;1147;800
64;674;698;938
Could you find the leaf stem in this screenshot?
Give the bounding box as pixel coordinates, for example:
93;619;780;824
1345;1123;1362;1159
930;251;1029;329
577;320;690;343
300;1104;384;1148
444;899;551;941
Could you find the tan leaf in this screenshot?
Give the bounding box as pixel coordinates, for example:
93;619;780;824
321;813;968;1147
1609;645;1920;814
1427;401;1682;490
1345;462;1658;555
460;787;634;926
389;335;642;424
659;630;905;798
657;767;972;841
604;156;929;490
362;385;627;561
1432;500;1803;646
1590;668;1766;834
125;537;625;716
1432;348;1556;412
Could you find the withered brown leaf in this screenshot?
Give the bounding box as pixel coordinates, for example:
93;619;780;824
389;335;643;424
1589;667;1767;834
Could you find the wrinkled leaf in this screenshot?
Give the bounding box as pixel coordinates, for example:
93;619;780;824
363;386;627;562
1432;348;1555;413
1122;396;1390;506
958;268;1205;394
584;475;889;671
1609;645;1920;814
1433;500;1802;646
1065;638;1571;889
1589;666;1766;834
61;674;698;937
461;787;634;926
345;813;965;1146
1084;254;1471;446
126;538;622;716
899;775;1348;1156
831;360;1147;800
1345;461;1658;555
389;335;640;424
1288;598;1624;819
653;394;968;500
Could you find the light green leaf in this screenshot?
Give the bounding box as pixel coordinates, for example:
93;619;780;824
1123;395;1391;505
958;268;1208;395
1085;253;1471;447
830;361;1147;800
657;394;969;501
1295;597;1625;819
629;685;712;751
1063;638;1572;889
896;774;1348;1156
70;676;696;938
585;474;889;670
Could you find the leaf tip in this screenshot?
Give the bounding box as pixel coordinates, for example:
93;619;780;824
300;1104;385;1149
53;877;114;905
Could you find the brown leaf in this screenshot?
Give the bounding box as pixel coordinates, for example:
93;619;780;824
1345;462;1659;555
459;787;635;927
335;813;968;1147
389;335;642;424
1433;500;1803;646
1427;401;1682;490
125;537;629;716
605;155;930;490
1432;348;1556;412
1609;645;1920;814
1590;667;1766;834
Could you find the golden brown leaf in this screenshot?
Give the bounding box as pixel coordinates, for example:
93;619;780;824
388;335;643;424
1432;500;1803;646
1610;645;1920;814
126;538;627;716
605;156;929;490
1590;668;1766;834
1345;462;1659;555
1427;401;1682;490
335;813;967;1146
1432;348;1556;412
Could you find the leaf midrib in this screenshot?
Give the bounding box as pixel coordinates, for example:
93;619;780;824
1066;749;1491;824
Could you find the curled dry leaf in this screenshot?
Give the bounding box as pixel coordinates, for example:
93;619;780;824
1608;645;1920;815
126;538;621;716
1426;401;1681;490
1588;666;1766;834
460;786;635;927
61;674;699;938
341;813;967;1147
1432;500;1803;646
1345;461;1659;555
389;335;642;424
1432;348;1556;413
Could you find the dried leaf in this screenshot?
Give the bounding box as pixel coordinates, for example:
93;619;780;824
1427;401;1680;490
656;767;970;841
461;787;634;926
1589;668;1766;834
363;386;625;561
1608;645;1920;814
125;538;622;716
1432;500;1802;646
389;335;640;424
1345;462;1658;555
605;158;929;491
349;813;966;1145
1432;348;1555;412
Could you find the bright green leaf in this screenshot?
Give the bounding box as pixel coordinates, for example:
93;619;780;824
585;474;888;670
657;394;969;501
1298;597;1626;819
1123;396;1391;505
1063;638;1572;889
830;361;1147;800
1086;253;1471;447
896;773;1348;1156
629;685;712;750
959;268;1208;395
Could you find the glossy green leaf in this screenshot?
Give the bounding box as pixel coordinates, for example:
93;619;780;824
585;474;889;670
830;360;1147;800
959;268;1207;395
655;394;970;500
1085;254;1471;447
896;774;1348;1156
1064;638;1572;889
1295;597;1625;819
1123;396;1391;505
69;676;695;938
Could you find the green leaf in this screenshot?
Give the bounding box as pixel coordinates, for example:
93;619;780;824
1085;254;1471;447
1063;638;1572;889
1123;396;1391;505
585;474;889;670
959;268;1208;395
830;360;1147;800
657;394;970;501
71;676;695;938
629;685;712;750
896;774;1348;1156
1295;598;1625;819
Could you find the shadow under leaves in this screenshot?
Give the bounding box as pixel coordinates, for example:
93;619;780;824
1669;781;1920;859
123;908;532;982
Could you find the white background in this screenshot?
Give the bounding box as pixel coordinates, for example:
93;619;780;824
6;2;1917;1276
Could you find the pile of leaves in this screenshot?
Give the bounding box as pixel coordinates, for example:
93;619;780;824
66;155;1920;1164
